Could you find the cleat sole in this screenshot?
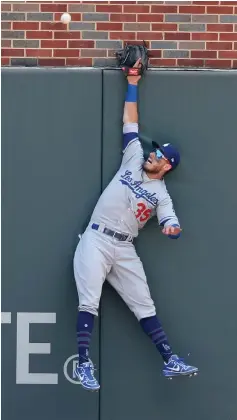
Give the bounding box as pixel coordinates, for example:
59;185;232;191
80;383;100;392
164;370;199;379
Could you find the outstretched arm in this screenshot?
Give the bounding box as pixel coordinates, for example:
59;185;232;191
123;80;139;125
122;59;142;153
123;59;141;125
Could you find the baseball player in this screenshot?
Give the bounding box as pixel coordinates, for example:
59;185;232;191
73;59;198;391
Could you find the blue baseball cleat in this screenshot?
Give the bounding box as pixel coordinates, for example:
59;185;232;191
74;360;100;391
163;354;198;379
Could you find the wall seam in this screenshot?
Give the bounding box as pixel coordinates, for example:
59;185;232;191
98;68;104;420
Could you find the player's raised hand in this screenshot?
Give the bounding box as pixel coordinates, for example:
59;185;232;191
127;58;142;85
116;43;148;83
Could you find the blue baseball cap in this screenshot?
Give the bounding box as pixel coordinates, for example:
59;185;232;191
152;141;180;171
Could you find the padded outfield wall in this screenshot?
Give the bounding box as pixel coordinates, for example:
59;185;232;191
1;67;237;420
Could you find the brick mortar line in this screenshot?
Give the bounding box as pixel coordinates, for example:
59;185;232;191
4;49;234;54
2;26;236;31
2;40;236;44
3;45;233;50
3;12;237;18
0;14;211;21
3;16;237;20
3;26;236;30
2;18;237;24
2;31;236;34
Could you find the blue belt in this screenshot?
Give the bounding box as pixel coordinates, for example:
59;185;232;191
91;223;133;242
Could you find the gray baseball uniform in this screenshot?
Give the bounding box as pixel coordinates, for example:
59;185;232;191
73;122;180;320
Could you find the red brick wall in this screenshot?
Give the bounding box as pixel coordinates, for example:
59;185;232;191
1;1;237;68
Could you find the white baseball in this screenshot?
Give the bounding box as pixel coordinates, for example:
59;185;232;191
60;13;71;24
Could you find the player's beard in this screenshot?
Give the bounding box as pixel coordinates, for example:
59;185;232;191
143;161;159;174
142;161;166;179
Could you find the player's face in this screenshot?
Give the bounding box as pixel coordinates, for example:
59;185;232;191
143;151;171;175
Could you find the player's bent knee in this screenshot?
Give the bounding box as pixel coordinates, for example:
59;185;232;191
134;305;156;322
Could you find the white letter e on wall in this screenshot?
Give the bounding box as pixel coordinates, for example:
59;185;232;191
16;312;58;384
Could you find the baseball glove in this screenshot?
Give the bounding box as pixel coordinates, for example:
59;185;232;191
115;42;149;76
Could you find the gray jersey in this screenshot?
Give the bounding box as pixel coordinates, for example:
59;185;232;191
90;123;180;237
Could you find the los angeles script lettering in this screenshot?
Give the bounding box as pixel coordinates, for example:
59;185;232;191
120;170;158;206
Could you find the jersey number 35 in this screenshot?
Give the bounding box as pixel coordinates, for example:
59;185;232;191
135;202;152;223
